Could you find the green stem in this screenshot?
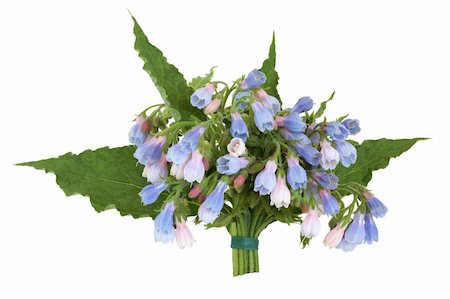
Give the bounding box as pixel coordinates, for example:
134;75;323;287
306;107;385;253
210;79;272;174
230;216;260;276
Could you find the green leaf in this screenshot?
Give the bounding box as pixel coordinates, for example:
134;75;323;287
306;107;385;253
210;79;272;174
188;66;216;90
17;146;163;218
335;138;426;195
313;91;335;119
131;15;205;121
207;213;239;228
260;32;281;101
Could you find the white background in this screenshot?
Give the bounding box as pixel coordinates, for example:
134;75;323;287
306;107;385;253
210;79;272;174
1;0;448;298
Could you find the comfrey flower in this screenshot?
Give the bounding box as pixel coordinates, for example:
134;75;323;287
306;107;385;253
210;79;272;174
312;171;338;190
280;128;310;144
230;112;249;141
175;219;195;249
254;160;277;195
166;143;191;166
241;69;266;90
139;181;167;205
325;122;350;140
190;83;215;109
204;99;221;114
334;140;357;167
227;137;247;157
134;136;166;165
154;201;176;243
342;119;361;135
344;212;366;245
251;101;275;132
233;91;250;110
292;96;313;114
323;223;346;248
144;154;168;183
336;239;358;252
287;156;307;190
319;189;339;216
170;162;186;180
166;126;206;165
364;213;379;244
254;89;280;115
305;178;319;202
301;208;321;238
364;192;388;218
181;126;206;151
128;116;148;146
319;139;340;170
283;113;306;133
216;154;249;175
295;144;321;166
270;175;291;208
183;150;205;183
198;181;227;224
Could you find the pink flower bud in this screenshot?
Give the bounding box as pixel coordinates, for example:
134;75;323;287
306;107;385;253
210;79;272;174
275;116;285;127
233;174;246;188
175;219;195;249
202;158;210;171
188;185;202;199
254;89;268;100
136;115;151;132
323;223;347;249
204;99;221;114
198;194;206;203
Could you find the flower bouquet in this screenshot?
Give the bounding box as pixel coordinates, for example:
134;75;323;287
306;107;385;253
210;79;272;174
19;15;424;276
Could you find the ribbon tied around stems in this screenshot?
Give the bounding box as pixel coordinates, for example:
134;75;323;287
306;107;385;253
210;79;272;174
231;236;259;250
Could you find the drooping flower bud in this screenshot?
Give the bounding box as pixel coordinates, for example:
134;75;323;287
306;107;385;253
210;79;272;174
241;69;266;90
292;96;313;114
344;212;366;245
254;89;280;115
233;174;246;188
198;181;228;224
139;181;167;205
154;201;176;243
334;140;357;167
254;160;277;195
319;139;340;170
287;156;307;190
301;208;321;238
190;83;215;109
204;98;221;114
319;189;339;216
342;119;361;135
323;223;346;248
230;112;249;142
363;192;388;218
325;122;350;140
251;101;275;132
183;150;205;183
216;154;249;175
270;174;291;208
175;219;195;249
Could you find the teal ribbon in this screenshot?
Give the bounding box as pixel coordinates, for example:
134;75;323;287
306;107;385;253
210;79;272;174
231;236;259;250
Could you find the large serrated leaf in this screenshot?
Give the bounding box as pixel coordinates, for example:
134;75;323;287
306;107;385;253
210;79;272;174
18;146;163;218
335;138;426;195
131;15;205;121
260;32;281;102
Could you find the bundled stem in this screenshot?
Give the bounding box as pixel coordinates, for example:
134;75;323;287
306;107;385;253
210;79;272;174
228;206;274;276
